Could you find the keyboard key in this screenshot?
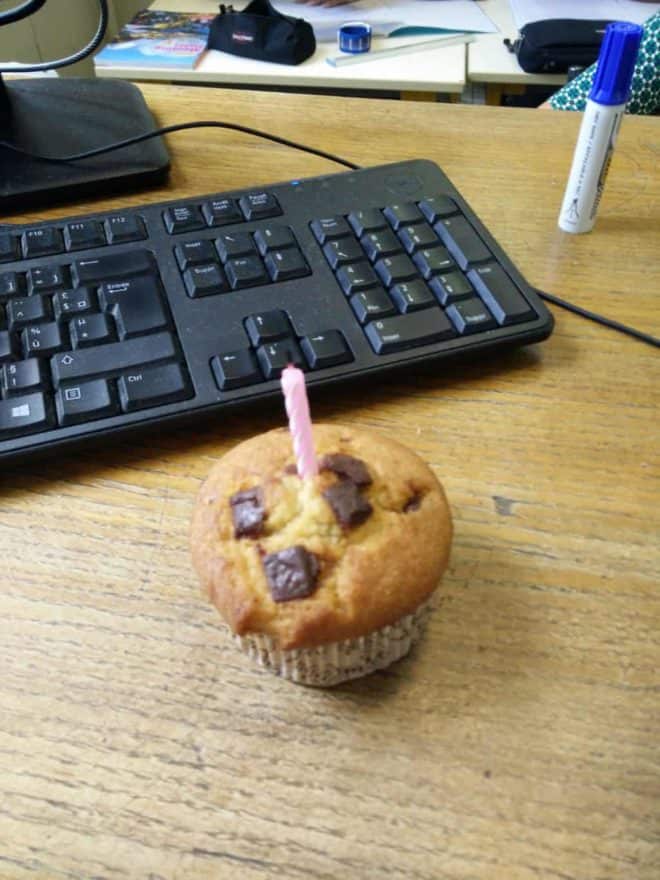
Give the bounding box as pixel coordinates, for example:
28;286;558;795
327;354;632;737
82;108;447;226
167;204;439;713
7;295;50;331
254;225;297;254
55;379;119;426
264;248;310;282
245;310;291;346
0;331;14;362
446;298;497;334
98;276;168;338
0;233;20;263
72;249;154;286
467;265;536;326
383;202;424;230
418;195;459;224
429;271;473;306
50;332;177;387
336;261;380;296
434;216;492;270
225;256;269;290
64;221;106;251
22;322;66;358
322;237;364;270
27;264;67;293
69;314;114;349
202;198;242;227
0;392;52;439
104;215;147;244
310;217;352;245
183;263;228;298
397;222;439;255
374;254;418;288
347;209;387;238
215;231;256;262
2;359;47;396
390;280;436;313
256;338;304;380
174;239;217;270
300;331;352;370
350;288;396;324
22;227;64;259
163;204;205;235
52;288;96;320
0;271;24;299
365;310;455;355
412;246;455;280
239;192;282;221
361;229;403;262
118;363;191;412
211;349;262;391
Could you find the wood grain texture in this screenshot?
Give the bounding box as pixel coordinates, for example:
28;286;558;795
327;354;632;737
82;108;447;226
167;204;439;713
1;85;659;880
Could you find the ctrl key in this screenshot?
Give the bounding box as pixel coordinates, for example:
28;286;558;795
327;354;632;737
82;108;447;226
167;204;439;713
0;392;53;439
118;363;192;412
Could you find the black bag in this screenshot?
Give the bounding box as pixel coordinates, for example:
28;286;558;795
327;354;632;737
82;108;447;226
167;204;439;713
207;0;316;66
504;19;614;74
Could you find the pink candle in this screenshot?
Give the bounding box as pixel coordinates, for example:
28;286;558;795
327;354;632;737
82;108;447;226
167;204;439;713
281;365;318;479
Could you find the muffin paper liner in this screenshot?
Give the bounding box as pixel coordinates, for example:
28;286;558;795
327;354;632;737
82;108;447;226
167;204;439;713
234;597;434;686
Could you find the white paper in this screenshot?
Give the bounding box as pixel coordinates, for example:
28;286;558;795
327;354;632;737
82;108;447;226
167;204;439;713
273;0;498;42
509;0;660;30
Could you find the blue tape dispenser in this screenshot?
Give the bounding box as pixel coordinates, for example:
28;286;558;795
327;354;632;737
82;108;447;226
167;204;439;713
338;21;372;54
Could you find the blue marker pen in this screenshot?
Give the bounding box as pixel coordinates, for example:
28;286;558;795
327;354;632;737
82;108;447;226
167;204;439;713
558;21;643;234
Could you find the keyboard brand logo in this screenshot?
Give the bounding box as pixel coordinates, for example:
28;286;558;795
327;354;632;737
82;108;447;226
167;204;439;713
232;31;255;44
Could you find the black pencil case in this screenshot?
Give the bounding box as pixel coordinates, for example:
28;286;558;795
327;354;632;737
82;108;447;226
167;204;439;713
207;0;316;66
504;19;614;74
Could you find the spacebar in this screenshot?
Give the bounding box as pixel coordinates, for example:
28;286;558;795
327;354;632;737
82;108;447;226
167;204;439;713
51;332;177;387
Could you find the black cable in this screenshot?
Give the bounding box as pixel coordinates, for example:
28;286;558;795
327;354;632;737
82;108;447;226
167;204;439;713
0;1;47;27
535;289;659;349
0;119;361;170
0;0;107;73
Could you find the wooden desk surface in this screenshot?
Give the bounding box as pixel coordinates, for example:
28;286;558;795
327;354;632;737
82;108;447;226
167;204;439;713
2;85;659;880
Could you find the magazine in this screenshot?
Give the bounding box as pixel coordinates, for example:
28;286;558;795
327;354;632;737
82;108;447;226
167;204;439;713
94;10;215;70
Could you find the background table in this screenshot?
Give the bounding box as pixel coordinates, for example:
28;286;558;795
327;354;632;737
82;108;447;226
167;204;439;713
468;0;566;104
1;84;659;879
95;0;468;99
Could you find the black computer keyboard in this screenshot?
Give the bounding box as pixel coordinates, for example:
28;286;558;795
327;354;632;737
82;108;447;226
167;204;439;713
0;159;553;463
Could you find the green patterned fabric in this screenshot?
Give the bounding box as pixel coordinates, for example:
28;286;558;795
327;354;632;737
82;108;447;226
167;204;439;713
549;12;660;114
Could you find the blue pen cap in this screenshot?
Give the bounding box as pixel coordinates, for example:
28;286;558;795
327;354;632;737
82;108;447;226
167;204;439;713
589;21;643;106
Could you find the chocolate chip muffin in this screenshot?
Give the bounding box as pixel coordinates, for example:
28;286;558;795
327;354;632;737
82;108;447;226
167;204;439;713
191;423;452;686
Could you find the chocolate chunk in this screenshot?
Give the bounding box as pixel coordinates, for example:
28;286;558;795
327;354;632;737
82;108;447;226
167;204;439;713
263;546;320;602
230;487;265;539
403;493;422;513
320;453;372;487
323;480;373;529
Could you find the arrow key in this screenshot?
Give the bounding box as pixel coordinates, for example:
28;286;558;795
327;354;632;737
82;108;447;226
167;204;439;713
211;349;261;391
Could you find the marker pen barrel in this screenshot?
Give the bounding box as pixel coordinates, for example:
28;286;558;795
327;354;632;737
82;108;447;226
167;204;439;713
558;22;643;235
